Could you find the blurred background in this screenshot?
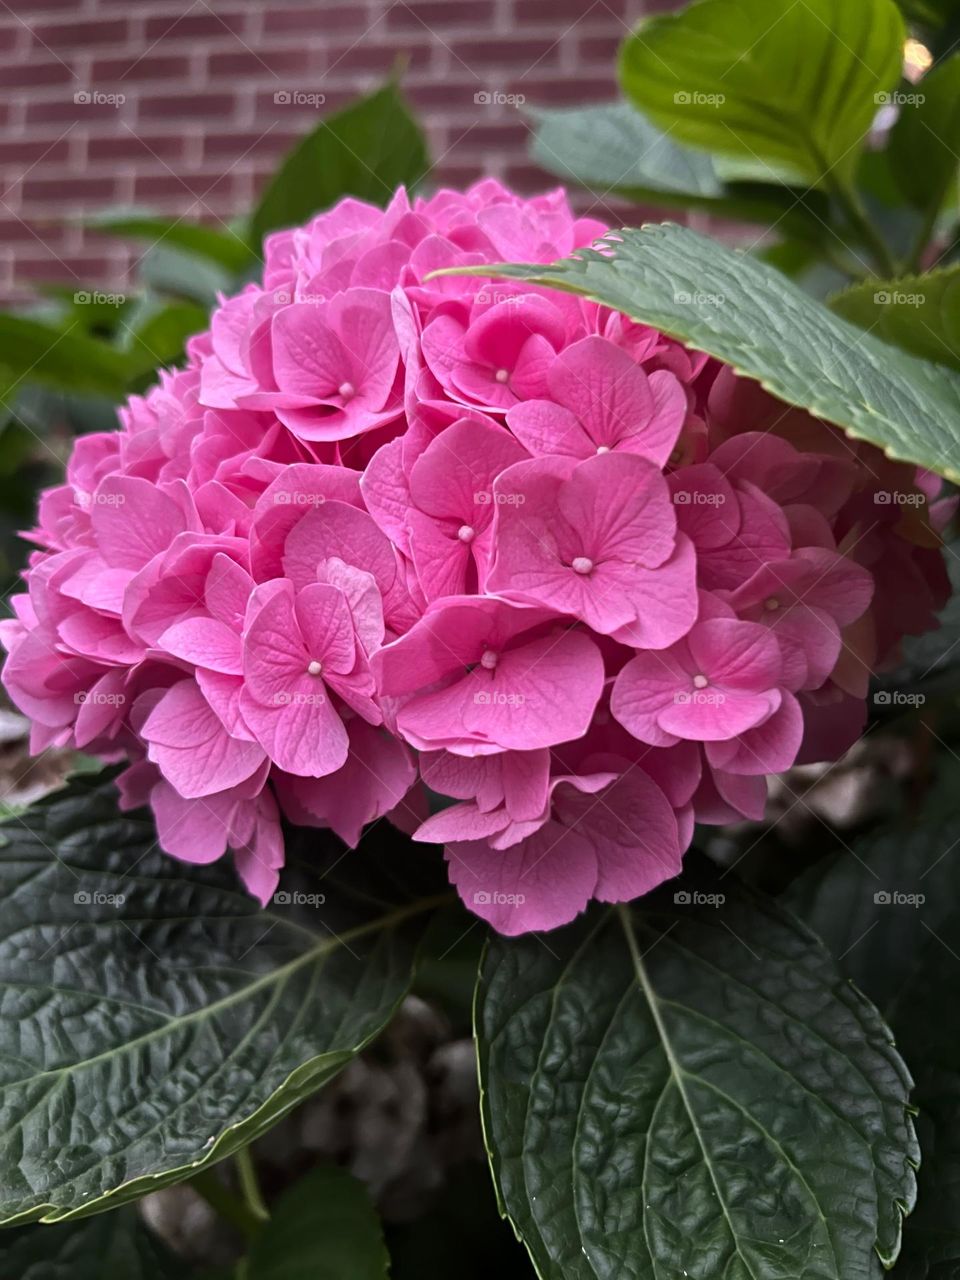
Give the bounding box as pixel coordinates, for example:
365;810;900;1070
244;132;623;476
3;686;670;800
0;0;668;302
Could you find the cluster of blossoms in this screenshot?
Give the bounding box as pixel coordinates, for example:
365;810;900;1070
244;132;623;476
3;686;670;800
3;180;953;934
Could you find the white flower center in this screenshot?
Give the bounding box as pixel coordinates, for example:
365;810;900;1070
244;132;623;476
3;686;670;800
457;524;476;543
764;596;780;611
596;445;611;454
571;556;594;575
480;649;499;670
307;660;323;676
338;380;355;400
693;673;709;689
494;368;510;384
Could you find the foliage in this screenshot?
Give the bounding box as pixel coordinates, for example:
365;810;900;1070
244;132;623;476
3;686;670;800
4;7;960;1270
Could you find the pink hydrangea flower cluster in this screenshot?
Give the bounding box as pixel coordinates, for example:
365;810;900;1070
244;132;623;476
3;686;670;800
3;180;953;934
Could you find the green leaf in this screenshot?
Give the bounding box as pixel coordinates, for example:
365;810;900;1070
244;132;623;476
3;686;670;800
0;314;135;398
528;103;820;231
442;223;960;480
475;864;918;1279
0;1206;182;1279
887;912;960;1280
249;83;429;250
619;0;905;189
246;1165;389;1280
139;244;235;308
120;297;209;370
0;771;450;1226
830;267;960;371
785;777;960;1279
888;57;960;218
86;213;254;273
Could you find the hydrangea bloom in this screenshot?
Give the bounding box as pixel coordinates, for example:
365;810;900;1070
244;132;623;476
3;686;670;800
3;180;953;935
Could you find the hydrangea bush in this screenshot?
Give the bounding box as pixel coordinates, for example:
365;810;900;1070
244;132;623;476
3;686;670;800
3;178;952;936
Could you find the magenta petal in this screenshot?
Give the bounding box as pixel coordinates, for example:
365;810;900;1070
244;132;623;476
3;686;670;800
445;821;598;935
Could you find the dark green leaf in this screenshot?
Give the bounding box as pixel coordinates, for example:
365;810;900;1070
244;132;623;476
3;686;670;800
888;912;960;1279
247;1165;388;1280
443;224;960;480
476;864;918;1279
888;57;960;218
0;771;450;1225
785;780;960;1279
0;315;135;398
249;83;429;249
139;244;234;307
86;213;253;273
0;1206;182;1279
619;0;904;189
830;267;960;371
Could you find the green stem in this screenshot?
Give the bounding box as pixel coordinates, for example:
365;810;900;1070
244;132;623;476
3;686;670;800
190;1167;262;1242
235;1145;270;1224
824;171;899;278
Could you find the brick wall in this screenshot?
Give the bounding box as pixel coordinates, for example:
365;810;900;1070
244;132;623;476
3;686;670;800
0;0;665;302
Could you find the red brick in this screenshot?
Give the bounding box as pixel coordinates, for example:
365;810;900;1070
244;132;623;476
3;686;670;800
133;169;238;203
143;11;251;41
0;137;71;165
325;42;432;76
385;1;496;32
3;60;75;88
26;96;127;125
579;32;626;62
30;19;129;49
203;129;301;160
450;36;561;68
22;174;118;203
263;7;370;36
86;133;187;163
90;53;193;83
0;23;27;53
14;254;119;283
207;47;320;79
138;91;236;121
514;0;626;20
507;75;615;104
